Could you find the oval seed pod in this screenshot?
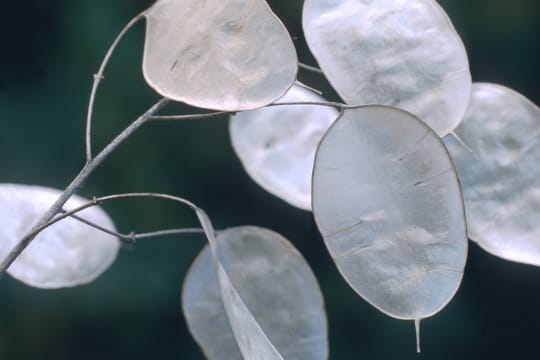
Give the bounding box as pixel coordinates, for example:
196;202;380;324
182;226;328;360
0;184;119;288
143;0;298;111
303;0;471;136
230;85;339;210
444;83;540;266
194;210;284;359
312;106;467;349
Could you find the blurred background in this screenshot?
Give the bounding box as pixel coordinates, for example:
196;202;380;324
0;0;539;359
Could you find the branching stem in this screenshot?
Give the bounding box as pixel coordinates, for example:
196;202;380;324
146;101;356;122
66;212;204;242
32;193;203;241
85;11;147;162
0;99;169;278
2;13;359;279
2;94;357;277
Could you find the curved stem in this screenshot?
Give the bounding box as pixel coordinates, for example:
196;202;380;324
30;193;202;242
148;100;356;122
67;212;205;241
0;98;169;277
11;192;199;262
85;11;147;162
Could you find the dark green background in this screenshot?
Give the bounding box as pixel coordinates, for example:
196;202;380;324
1;0;539;359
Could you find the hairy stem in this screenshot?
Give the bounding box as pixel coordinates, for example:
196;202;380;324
0;98;169;277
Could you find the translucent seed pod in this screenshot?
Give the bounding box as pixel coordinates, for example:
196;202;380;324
303;0;471;136
183;226;328;359
312;106;467;351
445;83;540;266
143;0;298;111
0;184;119;288
230;85;339;210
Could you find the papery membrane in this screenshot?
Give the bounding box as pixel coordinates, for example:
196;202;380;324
312;106;467;325
183;225;328;359
0;184;119;288
303;0;471;136
143;0;297;111
230;85;338;210
444;83;540;266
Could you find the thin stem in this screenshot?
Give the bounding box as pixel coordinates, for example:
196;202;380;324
133;228;206;239
149;101;354;122
150;111;231;121
66;211;205;241
415;318;421;354
449;131;472;153
21;192;199;250
298;62;324;75
85;11;147;162
269;100;353;109
294;80;323;96
0;99;169;277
